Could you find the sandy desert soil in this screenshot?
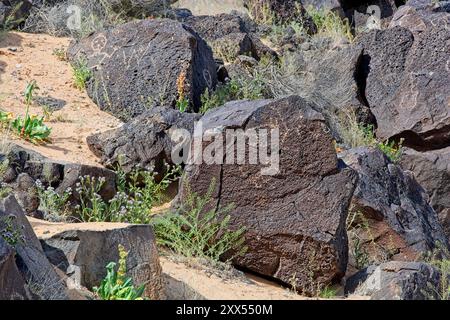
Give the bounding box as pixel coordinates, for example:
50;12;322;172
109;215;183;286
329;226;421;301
0;32;122;166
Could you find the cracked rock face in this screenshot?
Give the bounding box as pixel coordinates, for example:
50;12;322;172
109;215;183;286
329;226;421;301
33;219;164;300
180;96;358;294
341;147;448;269
400;147;450;238
345;261;443;300
87;107;200;174
358;25;450;150
68;19;218;121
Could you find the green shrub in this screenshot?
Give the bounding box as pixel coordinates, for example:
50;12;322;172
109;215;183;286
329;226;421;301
200;75;266;114
93;244;145;300
152;179;247;262
319;286;338;299
306;6;353;42
338;111;403;162
6;81;52;144
36;180;72;222
0;215;24;247
72;58;92;90
425;243;450;300
76;164;180;223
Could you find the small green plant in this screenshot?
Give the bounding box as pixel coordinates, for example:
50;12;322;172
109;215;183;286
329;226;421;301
8;81;52;144
176;71;189;112
306;6;353;42
318;286;337;299
152;179;247;262
338;111;403;162
0;215;25;247
76;164;179;223
52;47;67;61
200;75;266;114
93;244;145;300
75;176;109;222
424;243;450;300
36;180;72;222
72;58;92;90
0;184;13;200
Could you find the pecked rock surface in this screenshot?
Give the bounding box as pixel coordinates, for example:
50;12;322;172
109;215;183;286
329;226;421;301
341;147;448;269
87;107;200;174
68;19;218;121
31;218;164;300
358;25;450;150
389;0;450;35
180;96;358;294
400;147;450;238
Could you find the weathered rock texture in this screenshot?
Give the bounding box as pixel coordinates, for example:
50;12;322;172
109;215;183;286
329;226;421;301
181;96;358;294
0;195;68;300
358;25;450;150
68;19;218;121
243;0;317;31
87;107;200;174
0;0;31;28
341;147;448;269
178;13;275;61
0;236;32;300
400;147;450;238
32;218;164;299
346;261;444;300
0;143;116;218
389;0;450;35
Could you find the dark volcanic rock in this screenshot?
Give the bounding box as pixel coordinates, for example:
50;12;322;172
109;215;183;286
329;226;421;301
346;261;443;300
0;143;117;218
180;96;358;294
243;0;317;32
400;147;450;238
0;0;31;28
341;147;448;267
0;195;68;299
358;26;450;149
389;0;450;35
178;13;276;61
67;19;217;121
0;236;32;300
87;107;200;174
33;219;164;299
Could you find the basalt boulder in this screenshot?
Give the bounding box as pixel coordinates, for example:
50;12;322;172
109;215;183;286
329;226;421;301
345;261;444;300
180;96;358;294
177;13;276;61
340;147;448;271
0;0;32;28
358;26;450;149
32;218;164;299
389;0;450;35
0;236;32;300
0;195;68;299
400;147;450;238
87;107;200;174
243;0;317;32
0;143;117;220
67;19;218;121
